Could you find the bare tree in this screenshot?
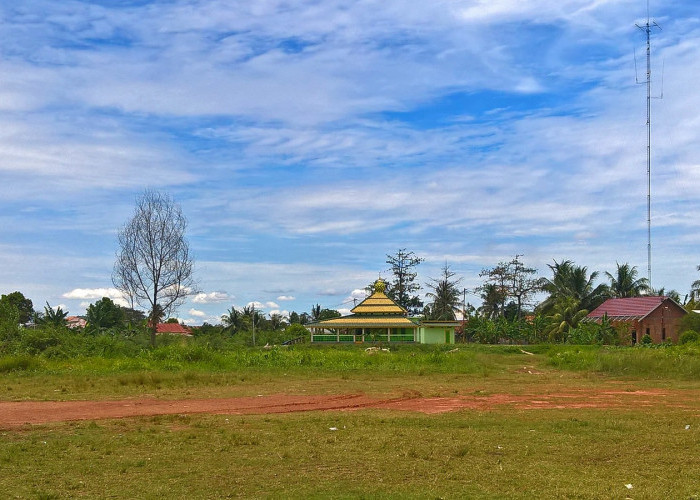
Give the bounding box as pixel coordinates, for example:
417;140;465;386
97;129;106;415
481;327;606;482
112;190;196;346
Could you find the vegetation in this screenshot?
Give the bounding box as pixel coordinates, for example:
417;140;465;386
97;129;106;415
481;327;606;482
605;262;650;298
385;248;424;314
1;339;699;499
477;255;539;320
0;291;34;324
85;297;126;333
1;402;698;499
425;264;462;320
113;190;196;346
35;302;69;327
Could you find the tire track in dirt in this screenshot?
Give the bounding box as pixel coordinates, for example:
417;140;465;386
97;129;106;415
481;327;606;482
1;388;698;428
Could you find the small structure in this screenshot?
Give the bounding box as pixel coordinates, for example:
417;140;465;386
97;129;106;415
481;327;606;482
418;321;459;344
586;296;687;344
155;322;193;336
66;316;87;329
307;279;458;344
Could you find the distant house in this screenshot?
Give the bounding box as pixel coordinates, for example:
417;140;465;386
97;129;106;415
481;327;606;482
307;279;458;344
66;316;87;329
586;296;687;344
155;323;193;336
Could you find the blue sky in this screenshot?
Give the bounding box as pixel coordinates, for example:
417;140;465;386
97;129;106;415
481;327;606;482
2;0;700;324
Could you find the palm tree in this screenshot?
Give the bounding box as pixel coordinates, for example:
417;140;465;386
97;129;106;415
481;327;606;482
426;264;462;320
478;283;505;319
544;297;589;342
221;306;243;333
650;287;683;304
605;262;650;298
537;260;608;314
269;313;286;330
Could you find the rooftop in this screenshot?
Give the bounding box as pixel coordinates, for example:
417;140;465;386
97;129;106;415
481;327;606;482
587;296;682;320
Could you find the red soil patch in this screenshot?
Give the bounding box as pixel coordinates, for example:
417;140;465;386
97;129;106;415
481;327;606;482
1;388;697;428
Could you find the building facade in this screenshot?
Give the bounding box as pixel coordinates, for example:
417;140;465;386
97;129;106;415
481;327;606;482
307;280;458;344
586;296;687;344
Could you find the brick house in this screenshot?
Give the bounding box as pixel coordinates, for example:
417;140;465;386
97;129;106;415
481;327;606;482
586;296;687;344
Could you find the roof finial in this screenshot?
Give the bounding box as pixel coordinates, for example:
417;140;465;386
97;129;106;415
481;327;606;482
374;278;386;293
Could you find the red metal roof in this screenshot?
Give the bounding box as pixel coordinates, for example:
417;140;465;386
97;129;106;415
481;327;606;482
155;323;193;335
587;296;672;320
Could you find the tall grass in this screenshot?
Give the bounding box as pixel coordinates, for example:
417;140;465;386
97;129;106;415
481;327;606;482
546;342;700;379
3;324;700;380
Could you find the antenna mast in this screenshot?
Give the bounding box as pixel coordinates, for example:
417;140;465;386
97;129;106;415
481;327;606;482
635;1;661;287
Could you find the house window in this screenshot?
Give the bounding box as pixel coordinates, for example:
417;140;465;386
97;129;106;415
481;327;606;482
646;328;650;336
631;330;637;344
662;328;666;341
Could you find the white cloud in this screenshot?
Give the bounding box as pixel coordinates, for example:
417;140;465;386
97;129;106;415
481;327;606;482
268;309;289;318
277;295;295;301
62;287;129;307
265;301;279;309
188;308;206;317
192;291;232;303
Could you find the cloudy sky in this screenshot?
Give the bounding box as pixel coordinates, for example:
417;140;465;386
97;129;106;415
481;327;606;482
2;0;699;324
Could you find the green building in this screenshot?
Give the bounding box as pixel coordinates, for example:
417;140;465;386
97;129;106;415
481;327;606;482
307;279;458;344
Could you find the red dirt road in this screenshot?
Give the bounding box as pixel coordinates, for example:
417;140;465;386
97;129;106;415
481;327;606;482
1;388;698;428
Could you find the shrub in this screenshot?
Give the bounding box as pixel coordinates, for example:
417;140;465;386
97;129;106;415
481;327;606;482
679;330;700;345
640;333;653;345
284;323;308;340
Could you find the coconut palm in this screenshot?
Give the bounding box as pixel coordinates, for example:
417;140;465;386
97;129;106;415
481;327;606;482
605;262;650;298
544;297;589;342
221;306;244;333
425;264;462;321
649;287;683;304
478;283;505;319
537;260;609;314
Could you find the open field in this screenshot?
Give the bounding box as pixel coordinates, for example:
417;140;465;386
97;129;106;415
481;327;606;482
1;345;699;498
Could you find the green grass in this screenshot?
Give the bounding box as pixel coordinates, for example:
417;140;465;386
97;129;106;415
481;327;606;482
1;343;699;401
1;343;700;498
2;407;698;499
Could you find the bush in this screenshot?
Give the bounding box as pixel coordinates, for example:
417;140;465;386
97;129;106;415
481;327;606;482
679;330;700;345
284;323;309;340
640;333;653;345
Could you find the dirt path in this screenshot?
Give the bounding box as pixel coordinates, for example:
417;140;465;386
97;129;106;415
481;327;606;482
1;388;698;428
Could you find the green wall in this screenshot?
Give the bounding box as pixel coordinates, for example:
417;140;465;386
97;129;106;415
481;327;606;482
419;326;455;344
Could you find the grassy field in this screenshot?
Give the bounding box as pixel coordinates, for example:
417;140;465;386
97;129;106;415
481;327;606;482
1;344;699;498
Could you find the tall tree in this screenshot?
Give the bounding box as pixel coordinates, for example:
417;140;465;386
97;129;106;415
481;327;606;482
112;190;196;346
0;291;34;324
478;283;505;319
477;255;539;319
221;306;244;334
690;265;700;303
605;262;650;298
269;313;286;330
310;304;322;322
85;297;126;332
386;249;424;314
425;264;462;321
537;260;608;314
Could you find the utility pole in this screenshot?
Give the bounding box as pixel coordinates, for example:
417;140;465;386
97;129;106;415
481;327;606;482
252;303;256;347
